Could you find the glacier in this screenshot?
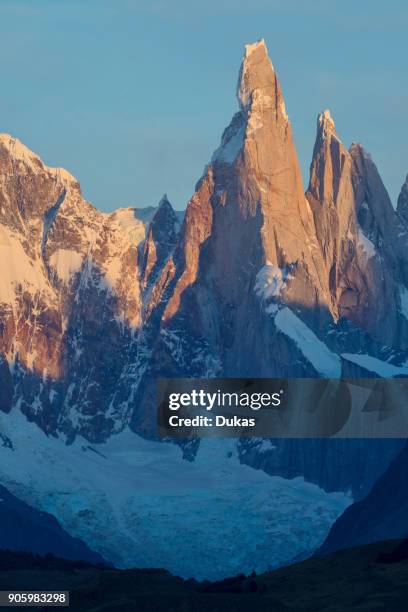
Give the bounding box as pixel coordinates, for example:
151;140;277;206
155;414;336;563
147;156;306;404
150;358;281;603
0;409;350;580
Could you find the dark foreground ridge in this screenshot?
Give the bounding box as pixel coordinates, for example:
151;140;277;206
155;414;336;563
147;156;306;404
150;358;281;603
0;540;407;611
318;441;408;555
0;484;106;566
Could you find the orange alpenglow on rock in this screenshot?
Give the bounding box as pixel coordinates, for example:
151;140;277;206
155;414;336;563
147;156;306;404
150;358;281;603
0;40;408;438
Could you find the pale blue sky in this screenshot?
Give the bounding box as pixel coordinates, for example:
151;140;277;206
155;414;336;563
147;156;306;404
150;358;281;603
0;0;407;211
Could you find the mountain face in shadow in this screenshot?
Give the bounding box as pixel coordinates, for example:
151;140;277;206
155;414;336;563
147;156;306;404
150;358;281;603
318;442;408;555
1;39;408;569
1;39;407;443
0;484;105;565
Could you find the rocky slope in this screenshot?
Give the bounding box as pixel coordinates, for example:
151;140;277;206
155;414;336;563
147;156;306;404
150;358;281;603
0;39;407;496
306;113;407;346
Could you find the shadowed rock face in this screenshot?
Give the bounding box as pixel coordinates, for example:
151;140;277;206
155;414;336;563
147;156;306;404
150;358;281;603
141;195;179;290
0;354;12;412
397;175;408;224
0;38;407;499
0;483;105;564
318;442;408;555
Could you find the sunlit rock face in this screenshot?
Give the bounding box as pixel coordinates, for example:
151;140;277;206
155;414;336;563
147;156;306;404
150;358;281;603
144;40;408;388
1;41;408;473
2;39;408;579
0;134;179;440
306;113;407;347
152;40;332;387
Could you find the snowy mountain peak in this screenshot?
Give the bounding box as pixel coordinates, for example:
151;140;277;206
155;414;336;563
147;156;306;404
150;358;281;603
1;38;408;446
0;133;78;189
0;133;41;168
1;39;408;580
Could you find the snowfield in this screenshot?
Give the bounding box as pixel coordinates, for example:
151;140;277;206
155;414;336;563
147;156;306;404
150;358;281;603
275;307;341;378
0;409;350;580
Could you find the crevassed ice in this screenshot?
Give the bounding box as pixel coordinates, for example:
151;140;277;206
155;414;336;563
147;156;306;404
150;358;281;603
0;409;351;581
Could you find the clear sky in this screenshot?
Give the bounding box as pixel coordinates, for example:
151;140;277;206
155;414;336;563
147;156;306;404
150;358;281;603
0;0;407;211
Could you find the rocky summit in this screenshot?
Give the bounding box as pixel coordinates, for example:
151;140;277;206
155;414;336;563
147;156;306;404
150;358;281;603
0;40;408;496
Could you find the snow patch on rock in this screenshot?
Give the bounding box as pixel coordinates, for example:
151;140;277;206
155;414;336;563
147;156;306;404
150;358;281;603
108;208;147;245
342;353;408;377
0;225;50;304
255;262;292;302
255;439;277;453
357;228;376;260
275;307;341;378
212;125;244;164
49;249;83;283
